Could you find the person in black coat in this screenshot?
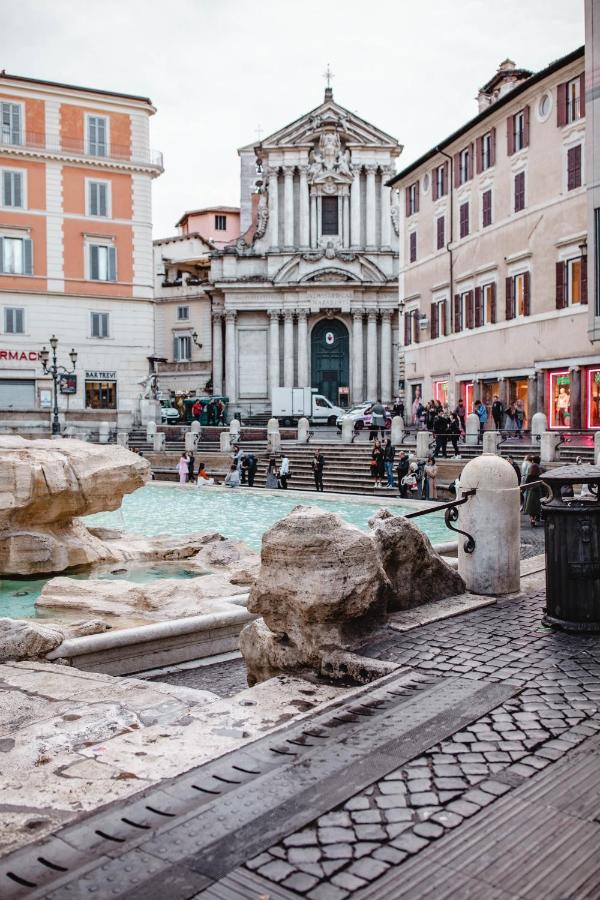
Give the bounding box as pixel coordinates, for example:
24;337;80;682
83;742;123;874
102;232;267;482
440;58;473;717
507;455;521;484
433;411;448;458
492;395;504;430
396;450;410;498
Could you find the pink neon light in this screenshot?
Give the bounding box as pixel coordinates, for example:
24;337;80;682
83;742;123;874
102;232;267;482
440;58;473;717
587;367;600;429
549;370;571;429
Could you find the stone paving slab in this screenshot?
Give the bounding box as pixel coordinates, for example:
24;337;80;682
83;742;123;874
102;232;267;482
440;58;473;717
387;592;496;632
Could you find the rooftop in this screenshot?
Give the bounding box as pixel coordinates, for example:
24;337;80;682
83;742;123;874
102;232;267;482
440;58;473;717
0;69;155;107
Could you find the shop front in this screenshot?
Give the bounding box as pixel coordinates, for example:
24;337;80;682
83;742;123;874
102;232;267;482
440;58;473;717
587;367;600;429
433;379;449;407
507;377;529;421
85;370;117;410
0;346;42;410
547;369;572;429
460;381;474;414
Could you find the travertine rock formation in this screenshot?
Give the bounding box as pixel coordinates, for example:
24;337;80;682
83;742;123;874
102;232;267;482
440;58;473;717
240;506;391;684
0;436;149;575
369;509;465;610
0;617;109;662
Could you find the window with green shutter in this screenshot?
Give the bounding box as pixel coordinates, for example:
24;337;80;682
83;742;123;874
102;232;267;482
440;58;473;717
0;102;22;145
2;170;24;208
88;244;116;281
0;236;33;274
4;307;25;333
88;181;108;217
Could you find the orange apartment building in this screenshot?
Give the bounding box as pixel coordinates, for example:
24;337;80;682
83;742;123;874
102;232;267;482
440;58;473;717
0;71;162;426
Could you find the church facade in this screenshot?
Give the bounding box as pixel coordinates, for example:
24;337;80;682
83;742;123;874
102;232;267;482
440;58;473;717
208;86;403;412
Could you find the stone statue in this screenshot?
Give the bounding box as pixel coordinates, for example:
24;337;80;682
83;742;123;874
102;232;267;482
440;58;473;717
320;131;340;171
338;148;352;178
138;373;158;400
307;132;352;183
254;190;269;238
390;202;400;236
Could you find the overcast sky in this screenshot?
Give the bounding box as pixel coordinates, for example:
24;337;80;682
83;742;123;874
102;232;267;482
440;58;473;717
2;0;584;238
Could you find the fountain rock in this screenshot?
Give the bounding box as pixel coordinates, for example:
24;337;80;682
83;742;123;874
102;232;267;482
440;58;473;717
0;617;108;662
240;506;391;684
0;436;149;575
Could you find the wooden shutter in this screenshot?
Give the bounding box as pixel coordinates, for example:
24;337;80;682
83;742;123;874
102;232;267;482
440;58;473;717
405;187;410;217
523;106;530;147
467;143;474;180
490;127;496;166
23;239;33;275
430;302;438;339
466;291;474;328
567;145;582;190
555;261;566;309
490;282;497;323
557;82;568;126
581;254;588;304
404;312;410;345
441;300;448;335
476;136;483;174
505;277;514;320
580;72;586;117
99;183;107;217
443;161;449;194
507;115;515;156
413;310;420;343
454;152;461;188
108;246;117;282
432;168;438;201
523;271;531;315
13;172;22;208
415;181;420;213
453;294;461;332
474;286;483;327
90;245;99;280
0;236;4;273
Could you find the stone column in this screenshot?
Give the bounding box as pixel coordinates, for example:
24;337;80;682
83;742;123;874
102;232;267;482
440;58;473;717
352;310;364;403
380;311;392;402
351;168;361;247
297;310;309;387
499;376;508;410
528;375;537;419
365;164;377;249
366;310;378;399
342;193;350;247
380;167;392;249
268;167;279;249
283;165;294;248
536;370;546;416
211;311;223;395
268;309;280;397
299;165;309;247
283;310;294;387
570;366;582;429
310;193;318;248
224;310;237;403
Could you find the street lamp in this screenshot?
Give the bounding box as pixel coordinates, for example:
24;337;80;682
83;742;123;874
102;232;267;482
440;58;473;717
40;334;77;436
192;330;203;349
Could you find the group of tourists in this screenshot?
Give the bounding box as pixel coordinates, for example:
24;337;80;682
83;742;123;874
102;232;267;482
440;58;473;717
392;449;440;499
190;397;226;425
176;451;215;486
411;395;527;445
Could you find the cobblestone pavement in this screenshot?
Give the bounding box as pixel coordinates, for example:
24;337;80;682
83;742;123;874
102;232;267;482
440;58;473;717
146;656;248;697
245;586;600;899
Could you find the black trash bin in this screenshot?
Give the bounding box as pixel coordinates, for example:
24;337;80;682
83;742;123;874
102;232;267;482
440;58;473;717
541;464;600;632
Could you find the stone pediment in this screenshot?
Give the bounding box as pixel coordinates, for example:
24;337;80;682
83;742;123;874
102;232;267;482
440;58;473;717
247;96;402;152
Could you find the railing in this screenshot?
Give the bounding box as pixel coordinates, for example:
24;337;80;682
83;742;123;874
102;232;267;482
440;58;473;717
0;132;163;168
404;488;477;553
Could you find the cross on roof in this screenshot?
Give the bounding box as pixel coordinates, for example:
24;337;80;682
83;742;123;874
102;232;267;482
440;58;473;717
323;64;334;90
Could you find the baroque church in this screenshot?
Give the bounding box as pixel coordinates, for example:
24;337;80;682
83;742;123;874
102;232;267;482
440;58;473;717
208;83;403;411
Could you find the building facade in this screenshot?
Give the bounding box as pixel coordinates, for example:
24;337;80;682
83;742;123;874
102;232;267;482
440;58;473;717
586;0;600;342
207;86;403;412
175;206;240;248
0;72;162;424
389;48;599;430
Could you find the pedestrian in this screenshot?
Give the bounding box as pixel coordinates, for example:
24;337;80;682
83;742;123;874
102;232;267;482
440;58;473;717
371;398;386;440
246;452;258;487
224;463;241;488
524;455;544;526
491;395;504;430
196;462;215;486
515;399;525;439
433;408;448;458
312;449;325;492
265;457;279;489
424;455;438;500
370;439;384;488
192;398;202;422
187;450;196;483
383;438;396;488
367;405;378;442
474;399;488;441
177;452;189;484
454;398;466;435
448;413;461;457
397;450;409;498
403;461;420;497
217;399;226;425
507;455;521;484
392;397;404;420
279;454;290;489
505;402;516;436
426;401;436;433
521;453;533;511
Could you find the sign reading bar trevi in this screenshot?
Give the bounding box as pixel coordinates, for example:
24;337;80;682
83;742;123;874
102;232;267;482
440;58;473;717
85;371;117;380
0;349;41;361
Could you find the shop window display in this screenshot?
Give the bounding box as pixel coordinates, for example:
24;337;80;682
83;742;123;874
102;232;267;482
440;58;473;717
434;380;448;406
588;368;600;429
549;370;571;428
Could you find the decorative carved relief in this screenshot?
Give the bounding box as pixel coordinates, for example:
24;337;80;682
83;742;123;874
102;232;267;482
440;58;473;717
390;202;400;236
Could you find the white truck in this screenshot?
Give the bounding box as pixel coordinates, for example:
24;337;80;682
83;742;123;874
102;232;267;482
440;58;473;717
271;387;345;426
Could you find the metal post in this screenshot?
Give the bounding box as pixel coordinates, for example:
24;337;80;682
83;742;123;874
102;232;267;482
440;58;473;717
51;342;60;435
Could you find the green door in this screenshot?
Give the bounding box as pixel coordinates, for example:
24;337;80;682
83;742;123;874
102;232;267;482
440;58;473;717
311;319;349;404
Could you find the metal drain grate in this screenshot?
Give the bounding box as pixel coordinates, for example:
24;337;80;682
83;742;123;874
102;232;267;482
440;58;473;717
0;671;517;899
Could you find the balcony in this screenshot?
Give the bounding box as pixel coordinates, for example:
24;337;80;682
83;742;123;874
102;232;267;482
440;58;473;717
0;131;163;170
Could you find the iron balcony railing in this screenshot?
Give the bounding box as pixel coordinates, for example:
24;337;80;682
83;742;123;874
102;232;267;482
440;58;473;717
0;131;163;169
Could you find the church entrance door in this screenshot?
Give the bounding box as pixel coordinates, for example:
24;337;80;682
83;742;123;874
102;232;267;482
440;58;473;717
310;318;349;405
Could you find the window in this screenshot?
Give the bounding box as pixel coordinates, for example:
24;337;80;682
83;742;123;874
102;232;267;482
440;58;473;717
2;170;23;208
91;311;109;338
321;196;339;235
514;171;526;212
1;102;22;145
405;182;419;216
86;381;116;409
89;244;116;282
459;202;469;239
0;236;33;275
430;299;447;339
88;181;109;217
432;163;448;200
567;145;582;191
409;231;417;263
87;115;108;157
215;214;227;230
459;147;471;184
473;284;496;327
506;272;530;319
478;130;495;172
508;107;529;154
556;257;587;308
403;309;420;346
482;189;492;227
436;216;445;251
174;335;192;361
452;291;474;332
177;305;190;320
4;307;24;333
558;74;585;126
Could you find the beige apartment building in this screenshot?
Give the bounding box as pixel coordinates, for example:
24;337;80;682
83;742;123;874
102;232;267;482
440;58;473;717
389;46;599;431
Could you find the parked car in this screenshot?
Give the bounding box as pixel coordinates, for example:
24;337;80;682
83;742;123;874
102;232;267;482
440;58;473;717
336;403;393;431
160;399;180;423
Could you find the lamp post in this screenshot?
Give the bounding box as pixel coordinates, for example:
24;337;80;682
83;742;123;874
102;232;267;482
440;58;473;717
40;335;77;436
